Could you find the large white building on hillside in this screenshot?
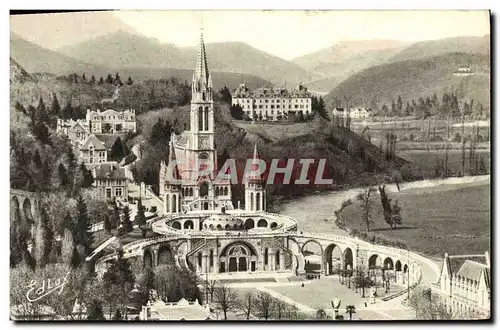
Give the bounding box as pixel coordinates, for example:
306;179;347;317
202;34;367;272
85;109;137;134
232;83;312;121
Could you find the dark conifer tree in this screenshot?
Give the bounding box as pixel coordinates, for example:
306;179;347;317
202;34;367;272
72;196;94;256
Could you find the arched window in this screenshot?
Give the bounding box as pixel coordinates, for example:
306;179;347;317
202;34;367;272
189;188;193;196
198;106;203;131
204;107;209;131
210;249;214;267
264;248;269;265
200;182;209;197
172;195;177;213
256;192;261;211
198;252;202;267
166;194;170;212
276;250;280;266
224;187;228;196
250;193;254;210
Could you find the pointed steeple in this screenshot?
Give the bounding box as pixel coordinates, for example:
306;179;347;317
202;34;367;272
253;142;259;161
192;30;212;102
195;30;210;83
167;139;180;180
248;142;263;182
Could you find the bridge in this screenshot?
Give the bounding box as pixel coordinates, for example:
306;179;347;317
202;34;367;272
10;189;41;235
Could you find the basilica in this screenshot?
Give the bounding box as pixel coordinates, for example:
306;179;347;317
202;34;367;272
158;32;265;215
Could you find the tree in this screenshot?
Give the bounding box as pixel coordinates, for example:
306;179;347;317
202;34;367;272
110;203;120;231
104;213;112;234
353;268;373;298
218;86;232;104
479;155;487;174
58;163;69;188
72;195;94;256
32;122;52;146
80;163;94;188
316;309;328;320
142;267;156;300
70;245;81;268
103;249;135;318
86;300;106;320
202;279;218;303
60;229;74;265
230;104;245;120
239;291;254;320
122;206;133;233
98;77;104;85
214;282;238;320
345;305;356;320
90;75;96;85
51;93;61;118
126;76;133;85
254;292;274;320
274;299;287;320
357;186;375;232
112;309;122;320
36;96;50;124
39;207;54;268
105;74;114;84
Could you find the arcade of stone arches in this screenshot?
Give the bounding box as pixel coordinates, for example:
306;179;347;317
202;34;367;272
139;236;413;285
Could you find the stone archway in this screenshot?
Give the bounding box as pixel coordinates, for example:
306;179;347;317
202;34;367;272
144;249;153;268
343;247;354;271
219;241;258;273
324;244;343;275
172;221;181;230
302;240;323;275
368;254;382;269
184;220;194;230
395;260;402;272
158;245;174;265
245;218;255;230
257;219;268;228
22;198;33;223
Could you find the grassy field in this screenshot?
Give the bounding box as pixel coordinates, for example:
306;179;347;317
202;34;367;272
341;183;490;259
233;121;314;142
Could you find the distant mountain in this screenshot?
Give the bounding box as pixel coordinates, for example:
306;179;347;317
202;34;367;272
10;32;271;91
324;52;490;110
10;32;108;77
10;11;140;50
388;35;490;63
291;40;407;92
58;31;317;86
10;57;34;84
293;39;407;74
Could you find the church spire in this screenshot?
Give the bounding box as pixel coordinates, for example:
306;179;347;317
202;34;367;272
195;30;210;83
167;137;180;180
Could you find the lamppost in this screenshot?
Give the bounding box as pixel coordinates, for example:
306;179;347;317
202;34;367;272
331;297;341;320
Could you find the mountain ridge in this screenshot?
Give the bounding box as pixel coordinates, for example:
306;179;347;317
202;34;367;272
58;30;318;86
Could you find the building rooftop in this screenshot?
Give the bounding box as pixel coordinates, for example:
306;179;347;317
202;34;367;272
233;83;311;98
93;162;127;180
80;134;106;151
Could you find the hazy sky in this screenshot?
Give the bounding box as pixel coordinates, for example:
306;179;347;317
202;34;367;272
11;10;490;60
